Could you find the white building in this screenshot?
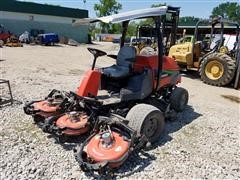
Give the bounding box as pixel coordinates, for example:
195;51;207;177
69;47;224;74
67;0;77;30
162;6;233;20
0;0;89;43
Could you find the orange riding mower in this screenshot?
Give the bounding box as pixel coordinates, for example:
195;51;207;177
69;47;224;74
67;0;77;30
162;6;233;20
23;45;187;143
23;6;190;175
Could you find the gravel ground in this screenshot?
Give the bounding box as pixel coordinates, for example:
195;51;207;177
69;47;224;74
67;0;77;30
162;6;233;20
0;43;240;179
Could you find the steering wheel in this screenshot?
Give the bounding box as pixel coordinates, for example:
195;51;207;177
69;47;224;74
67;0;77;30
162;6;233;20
87;48;107;70
87;47;107;57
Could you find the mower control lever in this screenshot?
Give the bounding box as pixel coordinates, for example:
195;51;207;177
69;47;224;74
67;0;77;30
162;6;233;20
87;48;107;70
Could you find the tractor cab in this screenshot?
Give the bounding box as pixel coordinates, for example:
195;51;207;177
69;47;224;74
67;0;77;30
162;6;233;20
130;25;158;55
169;17;239;66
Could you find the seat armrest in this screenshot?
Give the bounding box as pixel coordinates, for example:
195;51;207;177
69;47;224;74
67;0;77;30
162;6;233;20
107;54;117;60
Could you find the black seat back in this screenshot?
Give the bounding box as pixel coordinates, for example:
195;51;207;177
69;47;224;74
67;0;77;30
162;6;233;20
117;46;136;67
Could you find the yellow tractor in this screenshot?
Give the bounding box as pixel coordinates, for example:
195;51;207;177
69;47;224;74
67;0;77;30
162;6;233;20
169;17;240;88
130;25;158;55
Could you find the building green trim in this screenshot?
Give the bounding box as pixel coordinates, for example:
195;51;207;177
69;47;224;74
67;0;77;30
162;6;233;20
0;0;88;19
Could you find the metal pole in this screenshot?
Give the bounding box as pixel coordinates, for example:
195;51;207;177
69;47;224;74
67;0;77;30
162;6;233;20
7;80;13;104
234;34;240;89
120;21;129;48
155;16;163;91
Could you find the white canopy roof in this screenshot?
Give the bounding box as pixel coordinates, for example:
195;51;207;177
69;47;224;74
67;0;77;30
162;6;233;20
74;6;168;26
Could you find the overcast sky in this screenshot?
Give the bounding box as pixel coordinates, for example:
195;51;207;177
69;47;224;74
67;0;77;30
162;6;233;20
19;0;239;18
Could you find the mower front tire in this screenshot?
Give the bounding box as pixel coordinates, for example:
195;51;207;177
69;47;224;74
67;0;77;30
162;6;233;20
126;104;165;143
170;87;189;112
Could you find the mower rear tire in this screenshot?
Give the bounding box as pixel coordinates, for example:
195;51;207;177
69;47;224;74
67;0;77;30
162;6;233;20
126;104;165;143
170;87;189;112
199;53;236;86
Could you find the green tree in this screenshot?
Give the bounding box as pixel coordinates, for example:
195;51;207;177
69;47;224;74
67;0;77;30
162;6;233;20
127;22;138;37
178;16;200;26
94;0;122;33
211;2;240;23
109;23;122;34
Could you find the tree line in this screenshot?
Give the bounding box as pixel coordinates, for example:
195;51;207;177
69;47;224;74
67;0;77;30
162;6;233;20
89;1;240;36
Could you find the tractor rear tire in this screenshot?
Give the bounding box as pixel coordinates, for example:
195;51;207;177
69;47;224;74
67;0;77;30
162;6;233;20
199;53;236;86
126;104;165;143
170;87;189;112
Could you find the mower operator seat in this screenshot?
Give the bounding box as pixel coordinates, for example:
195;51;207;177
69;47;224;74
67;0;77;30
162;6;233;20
102;46;136;79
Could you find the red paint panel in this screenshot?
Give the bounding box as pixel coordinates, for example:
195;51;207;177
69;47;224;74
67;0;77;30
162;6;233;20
134;55;180;72
154;76;181;89
134;55;181;89
76;70;101;97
